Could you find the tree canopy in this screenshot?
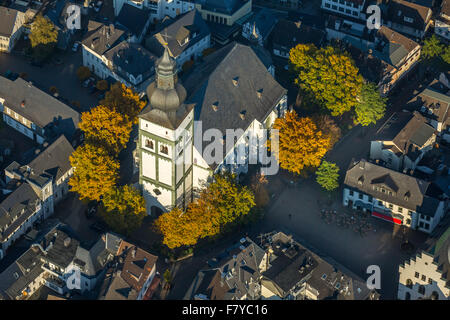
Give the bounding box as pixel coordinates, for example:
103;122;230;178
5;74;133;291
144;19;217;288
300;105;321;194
289;44;364;116
100;83;146;124
155;173;255;249
100;185;147;236
29;15;58;61
76;66;91;81
421;35;444;60
316;161;340;191
69;143;120;201
354;82;387;126
79;105;133;154
271;111;331;175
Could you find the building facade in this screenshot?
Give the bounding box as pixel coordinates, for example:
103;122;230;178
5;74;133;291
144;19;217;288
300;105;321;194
0;6;26;53
321;0;366;20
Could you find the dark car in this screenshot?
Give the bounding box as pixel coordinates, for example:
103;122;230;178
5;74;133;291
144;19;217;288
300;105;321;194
85;201;98;219
90;221;107;233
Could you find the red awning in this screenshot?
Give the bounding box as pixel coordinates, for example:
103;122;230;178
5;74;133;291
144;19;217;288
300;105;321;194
372;211;402;225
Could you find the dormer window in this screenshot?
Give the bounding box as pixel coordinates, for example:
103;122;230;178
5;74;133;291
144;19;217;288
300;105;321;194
257;89;263;99
232;77;239;87
212;102;219;111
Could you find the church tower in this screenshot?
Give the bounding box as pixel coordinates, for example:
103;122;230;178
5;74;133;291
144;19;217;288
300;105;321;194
138;47;195;215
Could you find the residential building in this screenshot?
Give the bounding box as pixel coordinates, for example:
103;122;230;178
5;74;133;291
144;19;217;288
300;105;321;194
184;237;266;300
343;159;448;233
138;42;287;214
0;77;80;144
194;0;252;45
0;224;123;299
113;0;195;23
145;9;211;69
259;231;379;300
0;6;26;53
82;21;157;91
370;111;436;172
270;19;326;59
0;135;75;260
45;0;78;50
241;8;278;47
398;227;450;300
326;19;421;96
435;0;450;40
116;3;152;43
98;240;158;300
385;0;432;40
321;0;367;20
414;87;450;134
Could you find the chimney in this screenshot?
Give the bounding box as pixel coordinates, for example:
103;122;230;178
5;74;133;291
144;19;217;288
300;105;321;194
21;100;25;107
131;247;137;258
64;237;71;247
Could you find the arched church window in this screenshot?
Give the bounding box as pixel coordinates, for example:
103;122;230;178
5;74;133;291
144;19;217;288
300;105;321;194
145;139;154;149
160;145;168;155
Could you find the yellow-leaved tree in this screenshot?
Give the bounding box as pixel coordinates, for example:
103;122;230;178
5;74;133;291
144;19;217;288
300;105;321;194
100;185;147;236
100;83;146;124
271;111;331;175
79;105;133;154
69;143;120;201
289;44;364;116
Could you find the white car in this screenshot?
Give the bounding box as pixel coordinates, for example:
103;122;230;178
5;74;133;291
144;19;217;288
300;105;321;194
72;42;80;52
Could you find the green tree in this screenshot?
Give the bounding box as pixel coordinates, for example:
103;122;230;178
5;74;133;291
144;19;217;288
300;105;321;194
421;35;444;60
29;15;58;61
354;82;387;126
443;46;450;65
316;161;340;191
69;143;120;201
290;44;364;116
100;185;147;236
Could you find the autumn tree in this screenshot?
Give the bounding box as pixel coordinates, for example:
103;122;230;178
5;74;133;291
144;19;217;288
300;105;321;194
69;143;120;201
96;80;109;91
79;105;133;154
155;173;255;249
271;111;331;175
290;44;364;116
354;82;387;126
100;185;146;236
29;15;58;61
250;172;269;208
76;66;91;81
100;83;146;124
316;161;340;191
421;35;444;60
312;114;342;148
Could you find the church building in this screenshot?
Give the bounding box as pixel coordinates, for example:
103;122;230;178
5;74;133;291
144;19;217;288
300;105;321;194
138;42;287;215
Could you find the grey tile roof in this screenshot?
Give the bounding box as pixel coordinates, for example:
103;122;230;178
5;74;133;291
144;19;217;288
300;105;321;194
116;4;150;37
246;7;278;40
270;19;325;50
82;21;126;56
374;26;419;68
0;77;80;139
0;183;40;242
375;111;435;161
416;88;450;124
145;9;210;59
182;42;286;167
344;159;444;217
0;6;21;37
198;0;249;15
104;41;157;82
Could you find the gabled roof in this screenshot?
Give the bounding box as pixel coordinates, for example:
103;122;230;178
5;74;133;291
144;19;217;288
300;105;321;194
198;0;249;15
0;77;80;139
374;26;419;67
0;6;22;37
116;4;150;37
145;9;210;59
82;21;126;56
104;41;157;81
245;8;278;40
182;42;287;167
270;19;325;49
416;88;450;123
375;111;435;160
344;159;443;216
386;0;431;30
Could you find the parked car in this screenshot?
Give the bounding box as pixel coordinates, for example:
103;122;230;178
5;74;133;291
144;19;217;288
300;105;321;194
85;201;98;219
4;70;18;80
72;42;80;52
82;78;91;87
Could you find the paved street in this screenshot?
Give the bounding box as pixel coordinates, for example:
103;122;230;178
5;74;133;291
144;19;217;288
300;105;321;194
0;51;98;112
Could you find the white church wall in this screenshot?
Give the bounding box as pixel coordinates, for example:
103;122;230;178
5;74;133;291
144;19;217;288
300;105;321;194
158;157;173;186
142;151;156;180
